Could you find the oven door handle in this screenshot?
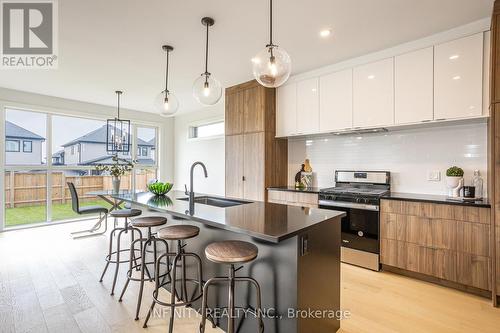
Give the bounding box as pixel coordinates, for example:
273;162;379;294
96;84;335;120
318;200;379;211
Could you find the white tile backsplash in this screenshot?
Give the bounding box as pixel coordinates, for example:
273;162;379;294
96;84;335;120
288;122;487;196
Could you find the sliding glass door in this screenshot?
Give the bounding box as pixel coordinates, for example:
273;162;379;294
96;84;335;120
3;108;159;229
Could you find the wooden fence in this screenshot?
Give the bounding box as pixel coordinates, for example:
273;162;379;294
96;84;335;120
4;170;156;208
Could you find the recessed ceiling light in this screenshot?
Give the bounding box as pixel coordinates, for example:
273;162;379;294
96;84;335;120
320;29;332;38
449;55;459;60
367;75;375;80
452;75;461;80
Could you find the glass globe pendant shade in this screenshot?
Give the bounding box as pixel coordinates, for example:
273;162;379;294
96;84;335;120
154;90;179;117
192;73;222;105
252;45;291;88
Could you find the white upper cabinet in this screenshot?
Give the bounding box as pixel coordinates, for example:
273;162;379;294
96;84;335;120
319;69;353;132
296;78;319;135
276;83;297;137
395;47;434;124
434;33;483;120
353;58;394;128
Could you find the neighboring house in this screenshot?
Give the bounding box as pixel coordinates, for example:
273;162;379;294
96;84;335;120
5;121;45;165
54;124;155;166
52;150;65;165
148;137;156;160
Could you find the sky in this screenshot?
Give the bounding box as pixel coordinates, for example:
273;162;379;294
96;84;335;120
6;109;156;163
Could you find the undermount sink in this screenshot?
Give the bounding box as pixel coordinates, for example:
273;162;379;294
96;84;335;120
177;196;251;208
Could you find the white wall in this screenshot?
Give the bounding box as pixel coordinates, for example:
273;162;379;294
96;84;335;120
173;105;225;196
288;122;488;196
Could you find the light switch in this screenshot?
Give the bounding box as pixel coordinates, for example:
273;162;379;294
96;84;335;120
428;171;441;182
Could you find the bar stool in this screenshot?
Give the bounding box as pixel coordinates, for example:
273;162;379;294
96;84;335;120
143;225;203;332
99;208;142;295
199;240;264;333
118;216;169;321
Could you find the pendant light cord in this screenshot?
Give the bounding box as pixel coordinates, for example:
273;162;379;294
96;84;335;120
165;49;170;93
116;91;121;119
269;0;273;46
204;21;210;76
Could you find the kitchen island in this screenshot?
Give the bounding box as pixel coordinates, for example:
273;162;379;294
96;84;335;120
112;190;345;333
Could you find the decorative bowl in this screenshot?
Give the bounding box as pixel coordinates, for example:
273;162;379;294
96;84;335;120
147;182;173;196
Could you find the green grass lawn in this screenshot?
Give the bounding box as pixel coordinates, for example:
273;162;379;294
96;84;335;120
5;200;114;227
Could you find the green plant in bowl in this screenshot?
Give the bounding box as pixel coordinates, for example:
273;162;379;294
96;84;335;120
147;181;173;196
446;166;464;177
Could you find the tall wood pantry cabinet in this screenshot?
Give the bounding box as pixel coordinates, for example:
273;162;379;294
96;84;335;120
225;80;288;202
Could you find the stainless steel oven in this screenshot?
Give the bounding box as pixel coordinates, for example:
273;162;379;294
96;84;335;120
319;171;390;271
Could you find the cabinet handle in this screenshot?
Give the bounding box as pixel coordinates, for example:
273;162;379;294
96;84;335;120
242;176;246;181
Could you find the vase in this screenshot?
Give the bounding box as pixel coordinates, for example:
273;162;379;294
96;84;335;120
446;176;463;197
112;176;121;193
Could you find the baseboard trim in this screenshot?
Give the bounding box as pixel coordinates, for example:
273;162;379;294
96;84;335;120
381;264;491;299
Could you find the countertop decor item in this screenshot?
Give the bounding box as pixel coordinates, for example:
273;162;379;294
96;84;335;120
445;166;464;198
155;45;179;116
295;164;305;188
95;155;135;193
147;181;173;196
301;159;313;187
304;159;313;172
193;17;222;106
252;0;292;88
106;91;131;153
472;170;484;199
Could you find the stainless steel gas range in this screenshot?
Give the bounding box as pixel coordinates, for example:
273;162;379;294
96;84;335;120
319;170;390;271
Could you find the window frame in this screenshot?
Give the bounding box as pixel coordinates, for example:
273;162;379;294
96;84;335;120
187;118;225;141
2;106;160;230
6;139;20;152
23;140;32;153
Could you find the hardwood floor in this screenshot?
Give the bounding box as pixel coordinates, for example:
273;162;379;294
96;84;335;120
0;220;499;333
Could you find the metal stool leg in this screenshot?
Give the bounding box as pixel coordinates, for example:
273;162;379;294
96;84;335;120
168;254;182;333
118;237;143;302
99;226;119;282
235;277;265;333
110;228;126;295
135;237;152;320
228;265;235;333
143;252;167;328
200;277;227;333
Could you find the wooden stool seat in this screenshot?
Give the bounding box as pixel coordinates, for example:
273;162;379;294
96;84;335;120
205;240;258;264
157;225;200;240
131;216;167;228
110;208;142;218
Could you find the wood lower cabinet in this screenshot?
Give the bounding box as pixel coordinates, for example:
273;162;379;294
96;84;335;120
267;189;318;208
225;80;288;202
380;199;491;291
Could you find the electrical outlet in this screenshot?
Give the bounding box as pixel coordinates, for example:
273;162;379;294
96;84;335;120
428;171;441;182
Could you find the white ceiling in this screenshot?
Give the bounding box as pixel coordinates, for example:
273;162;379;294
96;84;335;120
0;0;494;115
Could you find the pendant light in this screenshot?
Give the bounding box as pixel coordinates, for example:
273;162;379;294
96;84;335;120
106;90;131;153
155;45;179;116
193;17;222;106
252;0;291;88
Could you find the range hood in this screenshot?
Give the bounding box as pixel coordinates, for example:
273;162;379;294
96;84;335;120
333;128;389;136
